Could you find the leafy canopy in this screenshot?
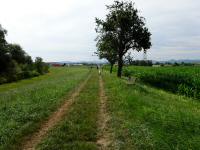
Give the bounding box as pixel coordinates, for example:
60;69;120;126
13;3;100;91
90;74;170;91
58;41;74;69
95;0;151;77
96;33;118;65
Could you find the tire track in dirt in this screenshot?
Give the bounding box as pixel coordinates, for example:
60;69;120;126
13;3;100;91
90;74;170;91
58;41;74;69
21;73;91;150
97;76;112;150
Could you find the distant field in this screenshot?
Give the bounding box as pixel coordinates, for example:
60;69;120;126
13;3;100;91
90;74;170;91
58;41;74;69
122;66;200;99
0;67;89;149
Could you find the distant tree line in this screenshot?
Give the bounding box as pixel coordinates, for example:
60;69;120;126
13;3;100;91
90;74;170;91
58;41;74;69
0;25;49;84
124;52;152;66
155;62;195;67
127;60;153;66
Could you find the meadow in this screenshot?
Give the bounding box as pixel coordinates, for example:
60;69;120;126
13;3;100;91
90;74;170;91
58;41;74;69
0;67;89;149
103;71;200;149
0;66;199;150
37;71;99;150
123;66;200;99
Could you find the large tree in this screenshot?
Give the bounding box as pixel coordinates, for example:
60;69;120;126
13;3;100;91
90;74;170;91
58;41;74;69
95;1;151;77
96;33;118;73
0;24;49;84
7;44;27;64
0;25;11;73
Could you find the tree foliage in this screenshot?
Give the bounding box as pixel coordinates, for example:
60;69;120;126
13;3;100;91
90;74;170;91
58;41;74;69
0;24;49;84
8;44;27;64
0;26;11;73
95;0;151;77
35;57;49;74
96;33;118;73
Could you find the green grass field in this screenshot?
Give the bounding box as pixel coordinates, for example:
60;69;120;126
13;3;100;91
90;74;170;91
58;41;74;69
0;66;199;150
103;71;200;149
0;67;89;149
37;70;99;150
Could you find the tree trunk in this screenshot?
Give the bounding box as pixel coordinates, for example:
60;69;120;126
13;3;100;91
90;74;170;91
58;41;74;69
110;64;113;74
117;55;123;77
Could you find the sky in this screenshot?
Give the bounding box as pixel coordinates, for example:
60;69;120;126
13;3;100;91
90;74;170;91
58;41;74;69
0;0;200;62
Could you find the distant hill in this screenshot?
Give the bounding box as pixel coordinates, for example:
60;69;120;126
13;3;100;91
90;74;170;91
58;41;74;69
48;60;108;65
154;59;200;64
48;59;200;65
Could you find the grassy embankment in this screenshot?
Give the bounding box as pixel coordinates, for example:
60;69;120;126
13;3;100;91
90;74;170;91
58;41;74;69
37;71;99;150
103;71;200;149
0;67;89;149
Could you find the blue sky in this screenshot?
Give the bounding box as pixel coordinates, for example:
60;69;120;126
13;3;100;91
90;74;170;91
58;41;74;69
0;0;199;61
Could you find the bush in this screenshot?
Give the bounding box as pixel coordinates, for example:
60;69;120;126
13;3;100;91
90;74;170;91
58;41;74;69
30;70;40;77
0;76;7;84
123;69;132;77
34;57;49;75
18;70;40;79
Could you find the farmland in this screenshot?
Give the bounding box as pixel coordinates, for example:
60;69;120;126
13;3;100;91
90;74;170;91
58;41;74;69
123;66;200;99
0;66;199;150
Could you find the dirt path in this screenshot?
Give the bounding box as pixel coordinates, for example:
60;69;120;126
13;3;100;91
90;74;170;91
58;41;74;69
21;74;91;150
97;76;112;150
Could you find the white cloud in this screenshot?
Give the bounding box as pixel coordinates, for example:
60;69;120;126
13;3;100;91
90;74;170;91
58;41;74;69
0;0;199;61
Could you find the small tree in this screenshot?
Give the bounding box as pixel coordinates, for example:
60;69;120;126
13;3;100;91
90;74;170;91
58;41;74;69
35;57;44;74
96;34;118;73
95;1;151;77
124;52;134;65
35;57;49;74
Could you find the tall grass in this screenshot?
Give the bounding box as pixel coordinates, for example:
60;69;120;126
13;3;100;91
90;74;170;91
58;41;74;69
124;66;200;99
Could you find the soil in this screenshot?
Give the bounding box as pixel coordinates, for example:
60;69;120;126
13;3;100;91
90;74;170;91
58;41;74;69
96;76;112;150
